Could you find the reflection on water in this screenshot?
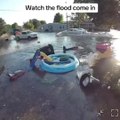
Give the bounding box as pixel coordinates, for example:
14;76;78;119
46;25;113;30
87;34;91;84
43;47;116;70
0;32;119;58
0;33;76;56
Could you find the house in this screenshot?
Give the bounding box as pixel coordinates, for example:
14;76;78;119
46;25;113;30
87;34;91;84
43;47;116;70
80;21;95;31
38;23;67;32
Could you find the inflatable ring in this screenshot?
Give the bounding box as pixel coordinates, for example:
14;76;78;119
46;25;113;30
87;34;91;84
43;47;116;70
40;52;53;62
39;53;79;73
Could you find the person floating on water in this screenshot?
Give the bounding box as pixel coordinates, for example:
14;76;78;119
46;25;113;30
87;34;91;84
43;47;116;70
30;44;54;68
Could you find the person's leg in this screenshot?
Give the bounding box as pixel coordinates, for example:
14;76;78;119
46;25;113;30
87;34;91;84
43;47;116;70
30;49;40;68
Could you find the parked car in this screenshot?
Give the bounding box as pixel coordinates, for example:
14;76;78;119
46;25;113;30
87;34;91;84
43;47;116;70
15;31;38;40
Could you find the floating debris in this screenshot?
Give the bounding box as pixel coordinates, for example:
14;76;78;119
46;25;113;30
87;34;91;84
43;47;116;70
97;109;104;117
37;41;40;43
107;86;111;90
78;46;84;50
63;46;78;53
8;70;25;81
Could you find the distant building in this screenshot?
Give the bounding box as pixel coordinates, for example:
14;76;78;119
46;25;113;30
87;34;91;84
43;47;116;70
38;23;67;32
80;21;95;31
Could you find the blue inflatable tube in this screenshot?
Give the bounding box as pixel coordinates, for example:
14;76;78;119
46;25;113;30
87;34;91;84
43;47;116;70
39;53;79;73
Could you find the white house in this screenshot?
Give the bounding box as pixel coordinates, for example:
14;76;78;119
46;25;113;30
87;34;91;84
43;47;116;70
38;23;67;32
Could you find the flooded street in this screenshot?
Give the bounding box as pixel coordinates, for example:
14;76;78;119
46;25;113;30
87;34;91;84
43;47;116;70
0;32;120;120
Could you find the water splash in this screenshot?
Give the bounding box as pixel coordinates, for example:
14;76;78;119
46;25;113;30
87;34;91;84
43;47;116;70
109;29;120;38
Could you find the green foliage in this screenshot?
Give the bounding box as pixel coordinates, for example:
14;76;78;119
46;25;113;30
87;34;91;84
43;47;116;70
53;13;63;23
71;13;90;27
11;22;18;29
23;21;34;30
23;19;46;30
30;19;40;29
4;24;11;33
0;18;6;35
40;20;46;25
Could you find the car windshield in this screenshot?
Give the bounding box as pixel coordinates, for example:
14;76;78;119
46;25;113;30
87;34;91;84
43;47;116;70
22;31;31;34
22;32;27;34
27;31;31;34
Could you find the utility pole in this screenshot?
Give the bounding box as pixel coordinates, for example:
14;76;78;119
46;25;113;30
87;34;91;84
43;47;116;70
65;0;69;30
66;13;69;30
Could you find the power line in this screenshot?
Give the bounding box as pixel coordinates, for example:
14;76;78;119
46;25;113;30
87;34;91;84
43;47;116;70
0;9;20;12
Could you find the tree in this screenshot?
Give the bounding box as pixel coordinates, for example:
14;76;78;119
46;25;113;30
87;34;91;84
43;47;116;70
53;13;63;23
74;0;120;28
4;24;11;33
40;20;46;25
71;13;90;27
0;18;6;35
30;19;40;29
23;21;34;30
92;0;119;28
23;19;45;30
11;22;18;29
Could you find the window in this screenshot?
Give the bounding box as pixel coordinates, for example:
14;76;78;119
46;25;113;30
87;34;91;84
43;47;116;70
22;32;27;35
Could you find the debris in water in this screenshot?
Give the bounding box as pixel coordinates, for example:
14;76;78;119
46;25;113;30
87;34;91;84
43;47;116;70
78;46;84;50
97;109;104;117
63;46;78;53
8;70;25;81
107;86;111;90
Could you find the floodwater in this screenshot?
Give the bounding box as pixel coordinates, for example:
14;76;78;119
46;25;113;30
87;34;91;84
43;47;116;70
0;32;120;120
0;31;120;57
0;33;76;56
0;32;107;56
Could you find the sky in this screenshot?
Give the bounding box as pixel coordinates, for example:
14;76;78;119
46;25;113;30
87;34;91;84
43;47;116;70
0;0;74;25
